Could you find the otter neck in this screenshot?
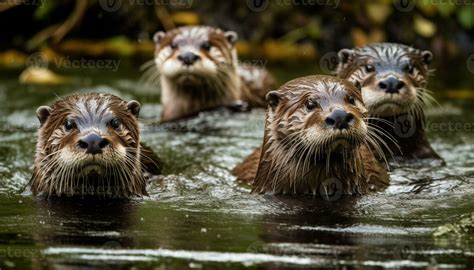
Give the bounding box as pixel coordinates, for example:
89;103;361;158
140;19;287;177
160;71;241;122
370;112;429;158
252;141;367;195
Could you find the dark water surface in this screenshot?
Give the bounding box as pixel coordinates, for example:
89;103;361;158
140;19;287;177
0;64;473;269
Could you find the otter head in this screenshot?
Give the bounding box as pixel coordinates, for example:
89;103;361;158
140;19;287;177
31;93;145;197
153;26;238;85
265;75;368;155
337;43;432;117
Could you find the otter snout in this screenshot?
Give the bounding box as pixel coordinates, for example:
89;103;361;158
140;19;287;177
378;76;405;94
77;133;110;155
325;109;354;130
178;52;200;66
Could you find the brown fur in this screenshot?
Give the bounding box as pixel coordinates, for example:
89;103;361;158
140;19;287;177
30;93;161;197
336;43;443;163
233;75;389;195
151;26;276;122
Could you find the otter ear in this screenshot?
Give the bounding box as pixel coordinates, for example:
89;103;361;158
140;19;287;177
338;49;354;64
153;31;166;44
266;91;281;109
224;31;238;45
36;106;52;126
421;50;433;65
127;100;141;118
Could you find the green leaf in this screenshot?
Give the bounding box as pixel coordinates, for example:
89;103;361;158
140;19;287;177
34;0;59;21
457;6;474;29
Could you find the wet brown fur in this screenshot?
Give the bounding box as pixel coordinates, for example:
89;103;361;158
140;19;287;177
336;43;443;163
30;93;161;197
151;26;276;122
233;75;389;195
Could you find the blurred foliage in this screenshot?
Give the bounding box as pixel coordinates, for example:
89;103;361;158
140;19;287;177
0;0;473;65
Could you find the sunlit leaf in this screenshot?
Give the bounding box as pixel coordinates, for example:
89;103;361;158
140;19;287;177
172;12;200;25
414;15;436;37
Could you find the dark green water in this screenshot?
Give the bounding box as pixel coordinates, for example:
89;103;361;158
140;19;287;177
0;62;473;269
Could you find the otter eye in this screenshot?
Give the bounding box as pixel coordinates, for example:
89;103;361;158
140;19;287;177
403;64;414;74
348;95;356;105
109;118;121;130
201;41;211;51
306;100;320;111
170;42;178;50
64;119;76;132
365;64;375;73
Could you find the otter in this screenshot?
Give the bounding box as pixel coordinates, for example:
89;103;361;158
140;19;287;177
150;25;276;122
336;43;444;163
233;75;389;195
30;93;161;198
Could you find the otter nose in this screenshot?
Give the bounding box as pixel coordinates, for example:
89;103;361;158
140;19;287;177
178;52;200;66
77;133;109;155
378;77;405;94
325;109;354;130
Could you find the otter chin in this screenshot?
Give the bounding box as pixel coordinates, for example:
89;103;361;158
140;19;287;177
233;75;389;195
148;25;276;122
337;43;444;162
30;93;161;198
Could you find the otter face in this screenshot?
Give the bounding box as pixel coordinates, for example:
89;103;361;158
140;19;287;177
153;26;238;83
266;76;368;154
33;93;142;196
337;43;432;117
